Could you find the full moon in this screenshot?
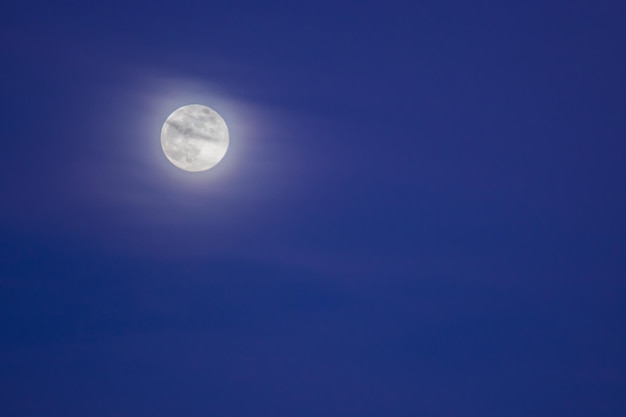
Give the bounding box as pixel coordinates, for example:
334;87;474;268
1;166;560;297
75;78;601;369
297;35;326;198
160;104;229;172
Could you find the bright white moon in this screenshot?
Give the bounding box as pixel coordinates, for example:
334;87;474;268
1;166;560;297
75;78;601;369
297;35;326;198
161;104;229;172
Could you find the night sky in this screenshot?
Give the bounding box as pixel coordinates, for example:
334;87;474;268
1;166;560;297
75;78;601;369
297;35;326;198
2;1;625;416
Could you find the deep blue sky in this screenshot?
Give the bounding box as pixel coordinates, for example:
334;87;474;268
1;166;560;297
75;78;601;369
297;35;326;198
1;1;625;416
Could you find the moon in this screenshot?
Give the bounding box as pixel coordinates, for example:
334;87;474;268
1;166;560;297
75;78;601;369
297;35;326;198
160;104;229;172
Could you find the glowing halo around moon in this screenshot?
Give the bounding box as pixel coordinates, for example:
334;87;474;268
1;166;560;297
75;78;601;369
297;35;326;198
160;104;229;172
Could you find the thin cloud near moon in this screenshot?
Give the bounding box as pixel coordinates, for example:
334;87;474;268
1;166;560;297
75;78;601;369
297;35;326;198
165;120;220;143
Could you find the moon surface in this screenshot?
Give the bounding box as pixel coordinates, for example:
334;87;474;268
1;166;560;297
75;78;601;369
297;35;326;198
161;104;229;172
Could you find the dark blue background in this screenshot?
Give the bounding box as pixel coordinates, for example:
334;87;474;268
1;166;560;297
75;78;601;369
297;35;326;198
1;1;625;416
